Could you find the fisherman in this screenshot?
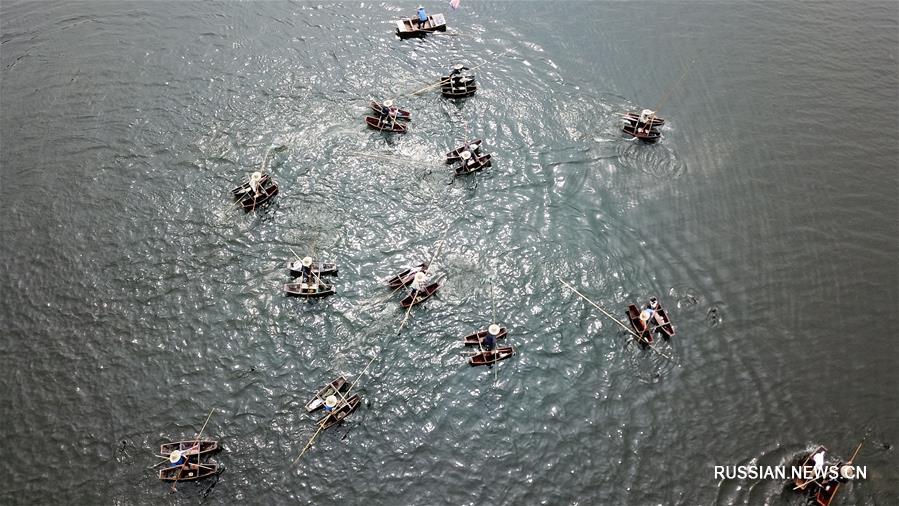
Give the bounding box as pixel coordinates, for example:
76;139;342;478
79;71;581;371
648;298;659;310
638;308;654;338
485;324;500;351
638;109;656;128
323;395;338;413
812;449;826;476
449;63;470;78
409;271;427;300
378;101;398;129
169;449;186;468
449;63;472;88
249;171;263;196
416;5;428;29
458;150;475;172
298;256;314;281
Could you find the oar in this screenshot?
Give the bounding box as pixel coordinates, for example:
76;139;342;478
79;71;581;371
557;277;673;360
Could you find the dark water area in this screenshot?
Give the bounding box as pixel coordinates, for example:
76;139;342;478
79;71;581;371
1;1;897;504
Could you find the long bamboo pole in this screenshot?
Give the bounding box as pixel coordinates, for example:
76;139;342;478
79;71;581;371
557;277;672;360
169;408;215;491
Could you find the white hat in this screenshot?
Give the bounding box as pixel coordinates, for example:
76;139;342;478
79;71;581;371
414;272;427;282
383;100;394;107
302;256;313;267
250;171;263;182
460;150;472;160
488;324;500;336
169;450;182;464
325;395;338;408
839;465;854;479
641;109;654;116
639;311;650;322
452;63;464;70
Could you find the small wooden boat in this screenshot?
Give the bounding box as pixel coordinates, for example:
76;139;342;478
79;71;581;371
445;140;482;163
622;124;661;143
646;297;675;338
395;13;447;39
159;440;218;457
305;376;350;412
283;281;335;298
158;462;220;482
288;260;338;278
461;327;507;346
793;446;841;506
364;115;408;133
441;79;477;98
626;304;654;345
454;153;492;176
317;393;361;430
237;180;279;211
468;346;515;366
386;262;428;289
369;101;411;121
400;281;441;308
621;112;665;128
231;173;273;197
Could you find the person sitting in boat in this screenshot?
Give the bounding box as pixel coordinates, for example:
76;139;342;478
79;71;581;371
298;256;314;281
416;5;428;28
249;171;263;196
648;298;659;310
449;63;470;78
638;109;656;127
409;271;427;299
169;449;186;468
638;308;654;336
458;150;475;170
485;324;500;351
323;395;338;413
378;104;398;128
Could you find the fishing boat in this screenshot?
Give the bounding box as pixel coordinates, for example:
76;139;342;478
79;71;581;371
236;179;279;211
364;115;408;133
793;442;862;506
461;327;507;346
468;346;515;366
445;140;482;163
621;110;665;128
288;259;338;278
622;123;661;143
645;297;675;338
158;461;220;482
283;281;335;298
369;101;411;121
395;13;447;39
305;376;350;412
386;262;428;289
441;78;477;98
454;153;492;176
400;281;441;308
231;173;274;197
159;440;218;458
626;304;654;345
318;393;361;430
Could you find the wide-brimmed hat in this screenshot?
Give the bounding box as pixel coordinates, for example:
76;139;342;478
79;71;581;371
460;150;472;160
488;324;500;336
325;395;338;408
169;450;182;464
414;271;427;282
302;256;313;267
383;99;394;107
639;311;650;321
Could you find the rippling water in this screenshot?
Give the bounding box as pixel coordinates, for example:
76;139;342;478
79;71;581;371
1;1;897;504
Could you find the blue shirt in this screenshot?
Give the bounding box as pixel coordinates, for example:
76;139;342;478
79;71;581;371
418;8;427;21
484;333;496;349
